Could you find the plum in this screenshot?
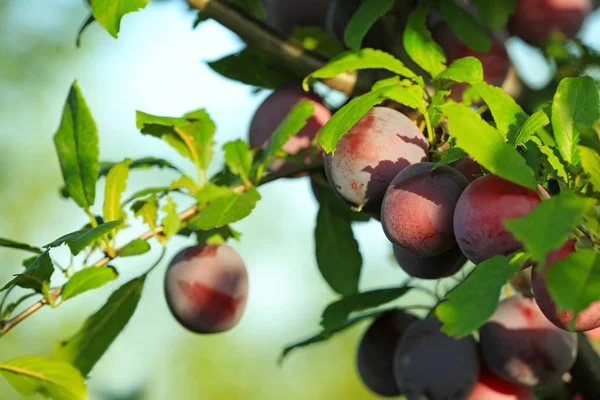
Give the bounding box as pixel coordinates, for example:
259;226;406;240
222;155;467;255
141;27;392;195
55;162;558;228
479;295;578;387
262;0;332;35
532;239;600;332
393;318;479;399
431;23;510;101
508;0;593;46
382;162;469;256
164;244;249;334
467;366;534;400
453;175;548;264
356;310;418;397
325;106;428;211
452;156;483;183
249;86;331;173
393;244;467;280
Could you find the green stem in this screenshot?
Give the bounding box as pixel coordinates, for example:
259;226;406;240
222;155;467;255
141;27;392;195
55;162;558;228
423;110;435;147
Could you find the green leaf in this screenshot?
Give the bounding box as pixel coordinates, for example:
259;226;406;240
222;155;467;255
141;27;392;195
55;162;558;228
61;266;118;302
169;175;198;192
118;239;151;257
0;356;87;400
343;0;395;50
76;14;95;47
291;27;344;59
434;147;468;168
0;238;42;254
315;199;362;295
437;57;483;84
263;100;315;169
161;197;181;240
545;249;600;331
437;0;491;52
45;221;124;256
100;157;182;176
440;102;537;189
194;225;241;244
321;286;410;330
189;186;261;230
530;136;569;182
382;84;426;112
103;158;132;223
90;0;150;38
505;190;592;265
436;255;521;337
3;251;54;293
579;146;600;191
552;77;600;164
403;1;446;78
473;82;528;139
470;0;516;30
124;186;171;204
223;140;254;184
511;108;550;145
53;81;100;209
54;275;145;376
208;46;297;89
303;48;415;90
132;195;159;231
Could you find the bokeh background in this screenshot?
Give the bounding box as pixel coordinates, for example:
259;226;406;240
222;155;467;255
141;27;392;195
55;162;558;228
0;1;599;399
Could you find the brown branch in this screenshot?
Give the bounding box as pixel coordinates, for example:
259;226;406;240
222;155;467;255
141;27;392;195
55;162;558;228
0;160;324;336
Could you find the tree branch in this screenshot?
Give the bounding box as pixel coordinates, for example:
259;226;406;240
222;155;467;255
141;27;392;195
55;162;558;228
0;160;324;336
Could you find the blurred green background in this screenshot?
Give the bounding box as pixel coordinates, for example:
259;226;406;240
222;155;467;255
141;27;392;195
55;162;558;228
0;1;599;399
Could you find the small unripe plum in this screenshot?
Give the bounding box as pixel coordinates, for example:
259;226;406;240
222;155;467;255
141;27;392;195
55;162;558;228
452;156;483;183
432;23;510;101
453;175;547;264
467;366;534;400
382;162;469;256
393;244;467;280
394;318;479;399
356;310;418;397
508;0;593;46
532;239;600;332
325;106;428;210
249;86;331;173
262;0;332;35
479;296;578;387
164;244;249;334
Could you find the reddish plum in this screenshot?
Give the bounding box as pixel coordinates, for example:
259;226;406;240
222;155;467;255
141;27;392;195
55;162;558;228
479;296;578;387
382;162;469;256
325;106;428;210
467;366;534;400
453;175;547;264
262;0;332;35
164;244;248;334
393;244;467;280
356;310;418;397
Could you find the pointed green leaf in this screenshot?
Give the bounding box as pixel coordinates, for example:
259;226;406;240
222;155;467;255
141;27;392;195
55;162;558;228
61;266;118;302
511;108;550;145
189;186;261;230
3;251;54;293
382;84;426;112
99;157;182;176
437;0;491;52
0;238;42;254
437;57;483;84
470;0;516;30
161;197;181;240
223;139;254;184
53;81;100;209
194;225;241;244
291;26;345;59
90;0;150;38
473;82;528;139
403;1;446;77
579;146;600;191
45;221;123;256
118;239;151;257
75;14;95;47
169;175;197;192
343;0;395;50
103;158;132;223
132;195;159;231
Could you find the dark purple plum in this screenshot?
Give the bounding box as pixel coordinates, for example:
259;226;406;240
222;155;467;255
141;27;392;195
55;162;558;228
393;318;479;399
164;244;248;334
325;106;428;211
262;0;332;35
356;310;418;397
393;244;467;280
382;162;469;256
479;296;578;387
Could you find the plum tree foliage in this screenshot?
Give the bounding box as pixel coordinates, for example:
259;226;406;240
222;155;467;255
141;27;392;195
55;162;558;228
0;0;599;399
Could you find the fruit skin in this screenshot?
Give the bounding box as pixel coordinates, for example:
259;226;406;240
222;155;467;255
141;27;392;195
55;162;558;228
453;175;547;264
452;156;482;183
249;86;331;172
393;244;467;280
262;0;332;35
508;0;593;47
382;162;469;256
325;106;428;210
164;244;249;334
467;366;534;400
431;23;510;101
393;318;479;399
532;239;600;332
356;310;418;397
479;295;578;387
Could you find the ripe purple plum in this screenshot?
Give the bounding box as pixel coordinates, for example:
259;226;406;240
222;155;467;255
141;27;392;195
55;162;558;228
356;310;418;397
479;295;578;387
262;0;332;35
532;239;600;332
432;23;511;101
325;106;428;211
382;162;469;256
508;0;593;46
453;175;548;264
393;318;479;399
249;86;331;173
467;366;534;400
393;244;467;280
164;244;249;334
